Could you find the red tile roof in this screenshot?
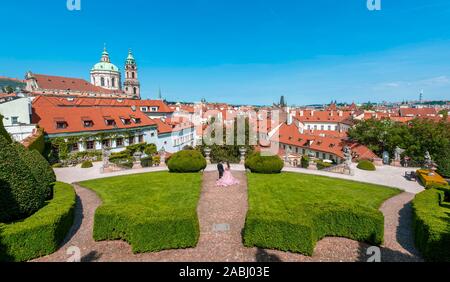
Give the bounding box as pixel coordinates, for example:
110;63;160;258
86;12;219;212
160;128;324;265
33;74;122;95
32;96;157;135
399;108;438;117
295;110;353;123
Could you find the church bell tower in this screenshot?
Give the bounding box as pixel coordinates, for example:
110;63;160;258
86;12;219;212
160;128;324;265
123;49;141;99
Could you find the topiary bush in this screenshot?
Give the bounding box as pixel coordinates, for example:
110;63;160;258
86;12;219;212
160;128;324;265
357;160;376;171
14;143;56;200
0;114;12;143
0;182;76;262
81;161;93;169
301;156;310;168
412;188;450;262
316;160;333;170
245;152;284;174
0;135;45;223
167;150;207;173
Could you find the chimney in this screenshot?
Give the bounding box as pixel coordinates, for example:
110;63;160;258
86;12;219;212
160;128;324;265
311;110;315;116
338;111;343;117
300;110;304;117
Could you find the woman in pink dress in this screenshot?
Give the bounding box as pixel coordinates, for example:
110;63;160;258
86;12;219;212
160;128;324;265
216;161;240;187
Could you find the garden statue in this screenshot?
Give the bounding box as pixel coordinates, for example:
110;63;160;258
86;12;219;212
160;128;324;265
394;146;405;162
382;151;390;165
393;146;405;167
424;151;436;170
343;146;354;175
101;147;111;172
285;147;291;163
159;146;167;166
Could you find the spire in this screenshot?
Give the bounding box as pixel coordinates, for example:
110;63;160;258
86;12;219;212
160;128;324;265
125;48;136;65
158;87;162;100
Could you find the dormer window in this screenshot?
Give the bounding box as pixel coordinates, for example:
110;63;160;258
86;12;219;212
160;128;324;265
56;120;68;129
150;107;158;112
140;107;148;112
82;118;94;128
121;117;132;125
133;118;141;124
104;117;116;126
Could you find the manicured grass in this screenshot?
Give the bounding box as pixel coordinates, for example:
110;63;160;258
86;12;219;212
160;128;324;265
243;172;401;256
0;182;76;262
80;171;203;253
412;187;450;262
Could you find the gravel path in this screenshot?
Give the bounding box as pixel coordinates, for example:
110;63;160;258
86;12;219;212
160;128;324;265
32;171;422;262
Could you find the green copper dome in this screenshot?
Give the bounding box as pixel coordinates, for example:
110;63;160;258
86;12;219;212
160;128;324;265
125;49;136;65
91;62;120;72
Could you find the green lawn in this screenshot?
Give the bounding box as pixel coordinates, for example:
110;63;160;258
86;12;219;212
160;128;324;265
244;172;401;256
80;171;203;253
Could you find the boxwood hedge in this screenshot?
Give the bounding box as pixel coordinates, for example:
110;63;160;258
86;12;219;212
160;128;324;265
245;152;284;174
412;188;450;262
167;150;207;173
357;160;376;171
93;206;199;253
244;203;384;256
0;182;76;262
0;136;43;222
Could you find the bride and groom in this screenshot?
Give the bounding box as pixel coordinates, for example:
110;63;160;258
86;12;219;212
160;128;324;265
216;161;240;187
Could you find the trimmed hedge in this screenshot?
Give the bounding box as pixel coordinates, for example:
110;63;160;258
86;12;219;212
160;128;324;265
167;150;207;173
301;156;309;168
93;207;199;253
416;169;448;187
80;172;202;253
244;203;384;256
357;160;376;171
14;143;56;200
0;182;76;262
0;114;12;143
27;128;45;155
412;188;450;262
245;152;284;174
0;136;43;222
81;161;93;168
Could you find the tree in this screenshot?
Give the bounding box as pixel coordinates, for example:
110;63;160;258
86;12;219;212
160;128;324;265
4;86;14;94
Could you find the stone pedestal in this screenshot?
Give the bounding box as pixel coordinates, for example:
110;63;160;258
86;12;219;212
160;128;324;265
373;158;383;167
308;161;318;170
204;148;212;165
392;160;402;167
132;161;142;169
239;147;246;165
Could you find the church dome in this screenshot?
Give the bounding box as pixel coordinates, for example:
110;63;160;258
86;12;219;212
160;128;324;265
91;61;119;72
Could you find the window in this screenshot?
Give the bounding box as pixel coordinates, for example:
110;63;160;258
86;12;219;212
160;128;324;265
122;119;132;125
138;135;144;143
101;77;105;87
321;125;325;130
133;87;137;95
328;125;331;131
102;139;110;148
134;118;141;124
132;72;135;79
323;153;326;159
128;136;135;145
140;107;148;112
116;138;124;147
56;121;68;129
105;119;116;126
86;141;95;150
112;78;115;87
316;152;320;158
70;143;79;152
151;107;158;112
150;132;155;137
11;116;19;125
314;125;318;130
83;120;94;128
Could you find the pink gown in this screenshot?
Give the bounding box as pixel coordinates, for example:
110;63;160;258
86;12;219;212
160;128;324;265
216;168;240;187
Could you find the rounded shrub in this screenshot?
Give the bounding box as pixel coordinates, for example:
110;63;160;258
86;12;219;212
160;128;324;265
14;143;56;200
81;161;93;169
245;152;284;174
301;156;310;168
0;135;45;223
167;150;207;173
0;114;12;143
357;160;376;171
144;144;157;156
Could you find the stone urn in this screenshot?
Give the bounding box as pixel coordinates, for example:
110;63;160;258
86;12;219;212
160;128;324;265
159;147;166;166
239;147;246;165
204;147;212;164
132;151;143;169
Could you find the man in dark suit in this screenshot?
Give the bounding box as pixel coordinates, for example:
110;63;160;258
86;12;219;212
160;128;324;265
217;161;225;179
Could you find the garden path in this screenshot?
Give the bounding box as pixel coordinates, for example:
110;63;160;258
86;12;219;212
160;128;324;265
33;171;422;262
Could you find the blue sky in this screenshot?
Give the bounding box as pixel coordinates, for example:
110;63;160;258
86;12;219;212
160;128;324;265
1;0;450;105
